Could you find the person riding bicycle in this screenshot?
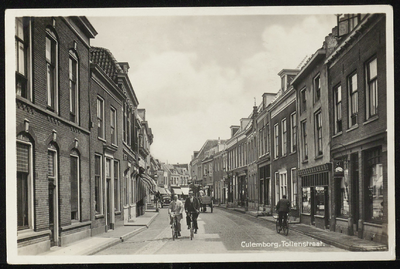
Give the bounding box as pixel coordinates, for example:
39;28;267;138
185;190;200;234
168;194;183;236
275;195;290;228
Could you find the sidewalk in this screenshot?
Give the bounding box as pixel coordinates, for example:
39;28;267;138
42;212;158;256
217;204;387;252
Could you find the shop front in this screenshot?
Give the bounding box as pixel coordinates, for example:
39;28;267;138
299;163;332;229
258;164;271;212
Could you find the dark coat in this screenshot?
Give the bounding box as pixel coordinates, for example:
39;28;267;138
185;196;200;212
276;198;290;212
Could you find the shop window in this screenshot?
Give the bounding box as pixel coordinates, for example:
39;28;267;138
336;175;350;217
365;147;383;222
302;187;311;214
314;186;326;216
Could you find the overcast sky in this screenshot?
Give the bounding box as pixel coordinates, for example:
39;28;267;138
87;10;337;165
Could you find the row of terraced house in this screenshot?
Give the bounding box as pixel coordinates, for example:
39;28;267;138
15;16;157;254
190;13;388;245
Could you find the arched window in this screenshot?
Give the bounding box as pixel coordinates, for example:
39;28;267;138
46;27;58;112
70;149;80;221
17;134;34;230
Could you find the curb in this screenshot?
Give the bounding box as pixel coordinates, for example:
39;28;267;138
218;206;387;252
86;213;159;255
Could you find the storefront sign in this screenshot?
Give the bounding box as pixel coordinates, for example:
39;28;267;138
334;160;344;177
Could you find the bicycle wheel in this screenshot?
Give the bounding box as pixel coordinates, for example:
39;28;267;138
283;221;289;236
276;221;280;233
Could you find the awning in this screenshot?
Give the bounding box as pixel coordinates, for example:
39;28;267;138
139;174;157;193
157;187;167;195
181;187;189;195
172;186;182;195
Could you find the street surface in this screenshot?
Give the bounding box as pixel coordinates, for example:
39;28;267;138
95;207;347;255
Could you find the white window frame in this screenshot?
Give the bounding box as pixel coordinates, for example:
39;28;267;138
281;118;287;156
365;57;378;119
94;154;103;215
314;74;321;103
110;106;117;145
69;50;79;124
348;72;358;128
15;18;32;100
279;171;287;200
16;139;34;231
46;28;58;113
114;160;120;212
291;168;297;208
315;111;323;156
301;120;308;161
274;123;279;159
334;85;342;134
300;87;307;113
70;152;80;221
290;112;297;153
97;96;104;139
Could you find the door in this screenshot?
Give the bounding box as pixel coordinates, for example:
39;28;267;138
351;153;359;233
48;181;58;246
106;179;112;230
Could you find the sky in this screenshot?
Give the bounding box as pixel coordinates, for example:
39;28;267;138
87;10;337;165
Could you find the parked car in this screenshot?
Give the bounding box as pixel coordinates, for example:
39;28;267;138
161;196;171;208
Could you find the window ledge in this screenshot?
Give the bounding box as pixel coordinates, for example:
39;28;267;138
314;215;325;218
95;214;104;219
364;116;379;126
301;213;311;216
115;211;121;215
332;132;343;138
346;124;359;133
289;151;296;155
18;229;51;241
302;160;309;164
314;155;323;160
98;137;106;143
335;217;349;221
61;220;91;232
364;221;383;228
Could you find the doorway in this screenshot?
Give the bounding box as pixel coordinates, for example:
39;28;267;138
48;181;58;246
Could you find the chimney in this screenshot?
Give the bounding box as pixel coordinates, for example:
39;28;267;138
230;125;240;138
118;62;130;73
262;93;276;109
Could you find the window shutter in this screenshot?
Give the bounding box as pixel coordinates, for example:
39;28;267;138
17;143;29;173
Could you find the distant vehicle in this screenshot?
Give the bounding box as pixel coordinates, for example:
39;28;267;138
200;195;213;213
161;196;171;208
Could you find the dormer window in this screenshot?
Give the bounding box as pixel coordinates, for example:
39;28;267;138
337;14;366;37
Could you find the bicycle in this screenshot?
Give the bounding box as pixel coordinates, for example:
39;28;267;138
189;212;195;240
274;212;289;236
170;213;179;240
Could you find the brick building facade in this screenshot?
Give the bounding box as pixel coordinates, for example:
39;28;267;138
16;17;97;254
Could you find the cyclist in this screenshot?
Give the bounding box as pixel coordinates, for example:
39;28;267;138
185;190;200;234
275;195;290;229
168;194;183;237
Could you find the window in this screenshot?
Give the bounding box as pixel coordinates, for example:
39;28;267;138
366;58;378;119
338;14;361;37
94;154;103;214
279;172;287;199
315;186;326;216
315;111;323;156
97;97;104;139
301;88;306;113
365;147;383;222
17;140;33;230
334;85;342;134
266;123;270;153
15;18;30;99
290;113;297;153
123;104;126;143
301;121;308;161
69;51;79;123
110;107;117;145
274;124;279;158
46;28;58;111
281;119;287;156
314;75;321;102
302;187;311;214
70;152;80;221
348;72;358;127
291;168;297;208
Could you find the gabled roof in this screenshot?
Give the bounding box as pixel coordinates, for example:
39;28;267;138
90;47;123;81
